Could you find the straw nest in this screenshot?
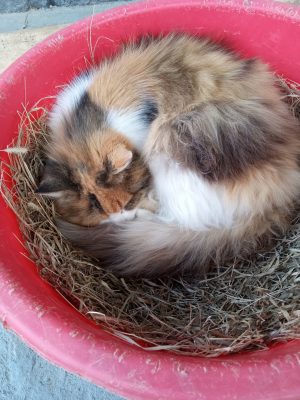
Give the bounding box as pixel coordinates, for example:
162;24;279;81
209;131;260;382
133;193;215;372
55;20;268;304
1;77;300;357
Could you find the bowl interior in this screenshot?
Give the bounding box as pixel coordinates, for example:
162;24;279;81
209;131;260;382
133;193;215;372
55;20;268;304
1;1;300;400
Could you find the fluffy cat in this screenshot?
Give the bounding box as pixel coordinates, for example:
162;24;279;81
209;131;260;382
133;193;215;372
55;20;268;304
38;34;300;277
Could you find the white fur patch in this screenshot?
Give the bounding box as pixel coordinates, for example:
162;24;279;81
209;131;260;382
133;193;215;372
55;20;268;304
105;209;137;223
49;72;95;133
149;155;247;231
107;109;150;151
104;208;155;224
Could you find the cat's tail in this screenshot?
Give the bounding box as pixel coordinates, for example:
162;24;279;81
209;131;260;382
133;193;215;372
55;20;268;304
57;218;255;277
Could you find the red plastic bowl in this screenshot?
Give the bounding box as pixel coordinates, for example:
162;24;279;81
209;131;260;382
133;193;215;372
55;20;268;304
1;1;300;399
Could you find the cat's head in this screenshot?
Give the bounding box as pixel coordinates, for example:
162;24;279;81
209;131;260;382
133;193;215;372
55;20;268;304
37;130;151;226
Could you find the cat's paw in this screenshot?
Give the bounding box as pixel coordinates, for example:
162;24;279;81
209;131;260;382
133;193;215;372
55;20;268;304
137;190;159;213
135;208;155;220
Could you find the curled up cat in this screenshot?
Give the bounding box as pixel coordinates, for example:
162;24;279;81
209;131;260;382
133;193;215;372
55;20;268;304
37;34;300;277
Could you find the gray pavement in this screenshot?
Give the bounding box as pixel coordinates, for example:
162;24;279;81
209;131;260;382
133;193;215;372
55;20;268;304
0;2;132;32
0;326;123;400
0;0;122;14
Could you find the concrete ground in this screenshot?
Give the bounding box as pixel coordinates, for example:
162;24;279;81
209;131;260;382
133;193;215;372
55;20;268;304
0;0;109;13
0;327;123;400
0;1;299;399
0;2;131;72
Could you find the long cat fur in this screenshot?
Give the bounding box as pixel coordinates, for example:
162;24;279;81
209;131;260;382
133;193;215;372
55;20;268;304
39;34;300;277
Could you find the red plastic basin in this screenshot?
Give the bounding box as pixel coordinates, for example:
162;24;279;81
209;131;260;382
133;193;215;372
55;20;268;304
1;1;300;399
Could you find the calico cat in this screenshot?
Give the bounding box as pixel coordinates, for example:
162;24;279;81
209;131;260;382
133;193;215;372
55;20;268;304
38;34;300;277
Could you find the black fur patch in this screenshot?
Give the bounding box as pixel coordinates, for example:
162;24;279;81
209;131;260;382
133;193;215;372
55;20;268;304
65;92;106;138
236;58;258;78
124;151;151;191
37;159;79;193
170;100;277;181
96;157;113;188
141;100;159;124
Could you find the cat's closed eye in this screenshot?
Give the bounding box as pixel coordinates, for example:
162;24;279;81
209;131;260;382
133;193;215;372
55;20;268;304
88;193;104;212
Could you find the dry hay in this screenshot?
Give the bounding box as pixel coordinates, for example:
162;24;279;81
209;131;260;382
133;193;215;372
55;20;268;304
1;77;300;357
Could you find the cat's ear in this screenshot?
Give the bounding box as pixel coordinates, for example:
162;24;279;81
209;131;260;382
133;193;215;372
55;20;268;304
36;160;74;198
109;145;133;175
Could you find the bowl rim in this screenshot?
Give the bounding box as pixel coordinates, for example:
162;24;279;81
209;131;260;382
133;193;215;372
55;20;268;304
1;1;300;399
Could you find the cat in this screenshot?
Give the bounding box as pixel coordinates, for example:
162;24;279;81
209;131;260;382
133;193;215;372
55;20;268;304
38;34;300;277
